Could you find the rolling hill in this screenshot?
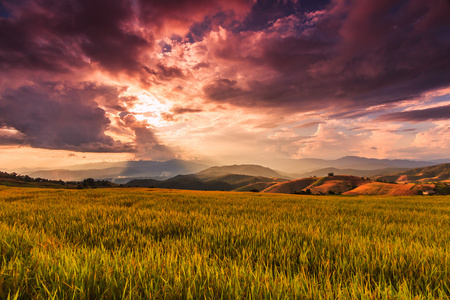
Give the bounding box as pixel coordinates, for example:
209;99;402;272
126;173;287;191
260;174;446;196
343;182;435;196
262;175;369;194
196;164;288;179
23;156;449;183
234;182;280;192
374;163;450;183
261;178;317;194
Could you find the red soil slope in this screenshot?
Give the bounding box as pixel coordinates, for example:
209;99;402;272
262;175;369;194
343;182;435;196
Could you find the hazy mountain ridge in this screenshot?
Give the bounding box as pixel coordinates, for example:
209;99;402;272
266;156;445;174
22;156;446;182
296;167;408;178
29;159;209;182
2;161;450;195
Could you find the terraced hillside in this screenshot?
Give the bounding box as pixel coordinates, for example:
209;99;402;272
262;175;369;195
375;163;450;183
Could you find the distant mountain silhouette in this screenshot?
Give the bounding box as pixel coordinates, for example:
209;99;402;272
4;161;450;195
430;158;450;164
30;159;209;181
24;157;450;185
296;167;408;178
266;156;440;174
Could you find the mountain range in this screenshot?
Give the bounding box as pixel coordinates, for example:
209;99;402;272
23;156;449;183
3;159;450;195
264;156;445;174
29;160;208;182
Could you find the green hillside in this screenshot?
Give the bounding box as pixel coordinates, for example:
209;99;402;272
126;173;286;191
196;164;288;178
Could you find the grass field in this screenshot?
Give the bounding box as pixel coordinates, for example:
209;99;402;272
1;186;450;299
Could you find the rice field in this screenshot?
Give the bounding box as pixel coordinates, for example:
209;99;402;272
1;186;450;299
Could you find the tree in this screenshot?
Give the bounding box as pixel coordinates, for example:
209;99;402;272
83;178;95;187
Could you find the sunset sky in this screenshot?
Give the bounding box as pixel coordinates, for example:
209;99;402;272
0;0;449;170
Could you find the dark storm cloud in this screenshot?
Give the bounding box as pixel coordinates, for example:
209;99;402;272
69;0;150;73
204;0;450;114
0;10;81;73
239;0;330;32
239;0;297;32
0;0;254;76
0;127;26;145
155;63;185;79
203;79;245;102
0;83;133;152
137;0;252;30
0;0;150;74
142;63;185;81
377;105;450;123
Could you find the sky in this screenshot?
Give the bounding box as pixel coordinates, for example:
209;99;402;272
0;0;449;170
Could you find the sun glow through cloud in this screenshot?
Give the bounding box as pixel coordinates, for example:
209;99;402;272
126;91;172;127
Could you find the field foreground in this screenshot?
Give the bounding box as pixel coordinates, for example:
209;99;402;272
1;187;450;299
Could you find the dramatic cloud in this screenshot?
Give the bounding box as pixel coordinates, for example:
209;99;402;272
0;0;150;74
0;83;132;152
0;0;449;166
199;0;450;112
413;124;450;150
119;113;174;160
378;105;450;123
0;127;26;145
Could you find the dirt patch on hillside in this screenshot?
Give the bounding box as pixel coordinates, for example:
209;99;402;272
343;182;435;195
309;176;368;194
262;175;369;194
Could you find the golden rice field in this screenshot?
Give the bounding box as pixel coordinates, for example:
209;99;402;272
1;186;450;299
